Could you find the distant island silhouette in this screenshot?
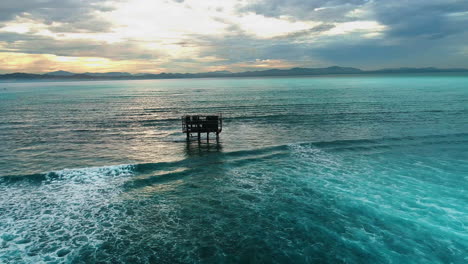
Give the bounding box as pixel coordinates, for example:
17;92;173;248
1;66;467;81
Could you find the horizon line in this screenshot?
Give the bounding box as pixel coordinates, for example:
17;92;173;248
2;65;468;76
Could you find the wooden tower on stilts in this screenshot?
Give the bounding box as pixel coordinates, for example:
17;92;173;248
182;114;222;142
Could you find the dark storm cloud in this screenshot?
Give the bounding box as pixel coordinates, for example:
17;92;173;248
0;0;116;32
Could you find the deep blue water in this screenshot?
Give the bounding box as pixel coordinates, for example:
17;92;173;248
0;75;467;263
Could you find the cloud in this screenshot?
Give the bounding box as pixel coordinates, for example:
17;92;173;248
240;0;369;22
0;51;164;73
274;24;336;39
0;0;116;32
369;0;468;39
186;30;329;70
0;32;159;60
242;0;468;40
203;59;300;72
0;0;467;73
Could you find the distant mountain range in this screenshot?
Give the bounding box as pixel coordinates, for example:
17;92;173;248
1;66;467;81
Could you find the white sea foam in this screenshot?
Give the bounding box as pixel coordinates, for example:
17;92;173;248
45;164;135;183
0;164;136;263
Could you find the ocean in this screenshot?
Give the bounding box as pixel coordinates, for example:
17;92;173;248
0;74;467;263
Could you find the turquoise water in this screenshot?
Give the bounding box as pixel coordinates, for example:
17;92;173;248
0;75;467;263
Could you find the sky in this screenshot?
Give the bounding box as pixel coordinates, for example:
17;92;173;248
0;0;467;74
